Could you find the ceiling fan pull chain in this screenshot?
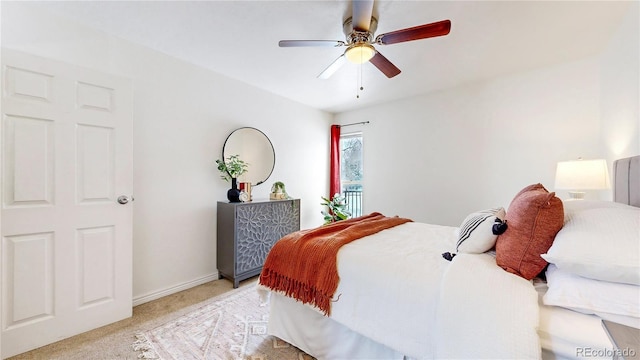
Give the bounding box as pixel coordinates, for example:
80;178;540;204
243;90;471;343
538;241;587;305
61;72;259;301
356;64;364;99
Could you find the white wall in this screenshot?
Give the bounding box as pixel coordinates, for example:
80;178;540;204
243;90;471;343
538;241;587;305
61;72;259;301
600;1;640;162
335;4;639;227
1;2;331;302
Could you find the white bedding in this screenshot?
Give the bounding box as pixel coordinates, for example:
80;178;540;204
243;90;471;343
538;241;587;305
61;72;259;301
330;222;454;358
267;278;615;360
435;253;540;359
535;280;614;360
260;222;541;359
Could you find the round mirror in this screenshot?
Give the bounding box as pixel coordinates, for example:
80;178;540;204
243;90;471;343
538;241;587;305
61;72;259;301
222;127;275;186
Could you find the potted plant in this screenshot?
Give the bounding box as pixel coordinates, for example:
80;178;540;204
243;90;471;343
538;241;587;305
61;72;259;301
215;155;248;202
216;154;248;181
270;181;289;200
321;193;351;224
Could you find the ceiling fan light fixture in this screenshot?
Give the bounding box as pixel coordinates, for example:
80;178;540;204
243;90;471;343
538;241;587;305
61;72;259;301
345;44;375;64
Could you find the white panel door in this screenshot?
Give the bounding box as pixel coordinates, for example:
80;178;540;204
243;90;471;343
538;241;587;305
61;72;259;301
1;50;133;358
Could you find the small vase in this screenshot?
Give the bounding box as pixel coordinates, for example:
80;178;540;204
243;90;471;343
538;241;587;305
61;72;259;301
227;178;241;203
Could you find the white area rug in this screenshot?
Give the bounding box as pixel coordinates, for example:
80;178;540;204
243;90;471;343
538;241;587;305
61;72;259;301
132;285;313;360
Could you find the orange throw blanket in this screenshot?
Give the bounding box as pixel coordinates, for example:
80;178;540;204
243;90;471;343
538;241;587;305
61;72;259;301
259;212;412;315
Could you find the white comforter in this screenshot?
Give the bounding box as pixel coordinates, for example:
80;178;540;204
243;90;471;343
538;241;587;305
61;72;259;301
261;222;541;359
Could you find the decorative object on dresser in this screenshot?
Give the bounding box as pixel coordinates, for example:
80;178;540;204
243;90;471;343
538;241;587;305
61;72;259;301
217;199;300;288
270;181;289;200
215;154;248;203
240;182;252;202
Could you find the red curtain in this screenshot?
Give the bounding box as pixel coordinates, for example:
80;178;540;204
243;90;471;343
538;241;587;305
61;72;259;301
330;125;341;197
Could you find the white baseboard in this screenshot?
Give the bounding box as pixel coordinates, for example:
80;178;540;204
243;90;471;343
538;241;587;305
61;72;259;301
132;271;220;307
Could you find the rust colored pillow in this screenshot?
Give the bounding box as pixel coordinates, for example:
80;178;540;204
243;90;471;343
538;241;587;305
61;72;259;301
496;184;564;280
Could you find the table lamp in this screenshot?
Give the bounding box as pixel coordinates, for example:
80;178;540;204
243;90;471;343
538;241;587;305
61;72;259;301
554;158;610;200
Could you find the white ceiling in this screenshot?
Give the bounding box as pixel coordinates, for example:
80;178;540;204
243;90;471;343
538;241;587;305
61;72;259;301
37;1;631;114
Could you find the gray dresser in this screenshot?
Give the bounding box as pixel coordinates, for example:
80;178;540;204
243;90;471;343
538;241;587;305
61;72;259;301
216;199;300;287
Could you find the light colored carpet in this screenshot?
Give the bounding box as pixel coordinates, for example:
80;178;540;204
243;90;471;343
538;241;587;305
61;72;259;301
133;284;313;360
7;277;311;360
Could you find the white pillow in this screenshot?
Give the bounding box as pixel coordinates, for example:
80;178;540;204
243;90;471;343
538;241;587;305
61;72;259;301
541;205;640;285
561;199;631;216
456;207;506;254
544;265;640;321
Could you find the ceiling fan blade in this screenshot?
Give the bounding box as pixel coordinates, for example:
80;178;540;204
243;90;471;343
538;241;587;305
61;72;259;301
279;40;345;47
317;55;346;80
369;51;401;78
352;0;374;31
376;20;451;45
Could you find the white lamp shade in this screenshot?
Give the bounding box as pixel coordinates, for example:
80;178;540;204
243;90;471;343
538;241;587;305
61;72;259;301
554;159;611;190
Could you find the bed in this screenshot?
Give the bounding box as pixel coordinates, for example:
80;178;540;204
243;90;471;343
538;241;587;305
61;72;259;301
257;155;640;360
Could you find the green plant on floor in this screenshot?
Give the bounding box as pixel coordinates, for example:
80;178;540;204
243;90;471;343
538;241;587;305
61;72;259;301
321;193;351;224
215;154;248;182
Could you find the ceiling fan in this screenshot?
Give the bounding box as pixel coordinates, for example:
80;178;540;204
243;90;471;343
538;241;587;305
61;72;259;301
278;0;451;79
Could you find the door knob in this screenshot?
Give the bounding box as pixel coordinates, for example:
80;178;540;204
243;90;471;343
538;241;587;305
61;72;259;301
117;195;134;204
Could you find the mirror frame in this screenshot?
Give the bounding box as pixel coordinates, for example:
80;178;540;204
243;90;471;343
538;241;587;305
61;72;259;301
222;127;275;186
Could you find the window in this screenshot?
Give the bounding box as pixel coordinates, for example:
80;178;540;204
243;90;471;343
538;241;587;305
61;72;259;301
340;132;363;217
